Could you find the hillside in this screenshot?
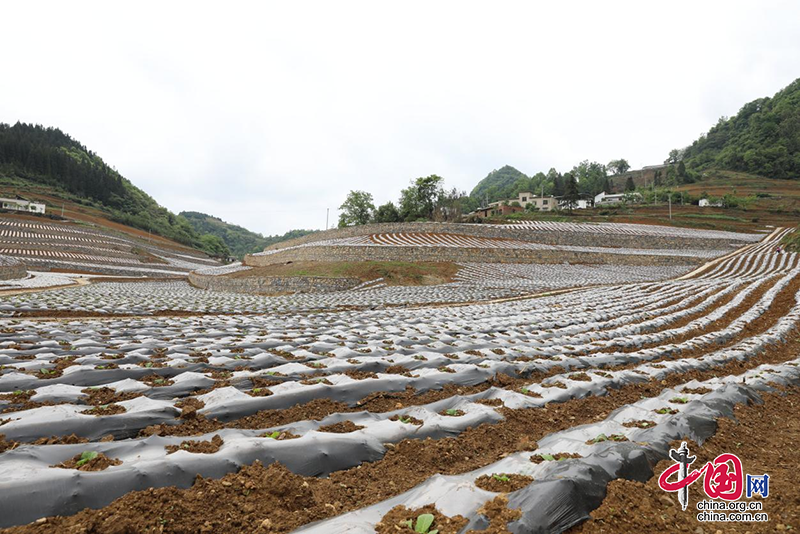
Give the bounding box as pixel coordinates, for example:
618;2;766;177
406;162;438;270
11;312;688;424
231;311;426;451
469;165;530;204
0;122;228;257
180;211;317;259
680;77;800;179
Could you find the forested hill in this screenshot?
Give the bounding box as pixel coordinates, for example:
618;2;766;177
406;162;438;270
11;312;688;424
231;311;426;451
180;211;317;259
0;122;228;257
469;165;529;204
680;77;800;179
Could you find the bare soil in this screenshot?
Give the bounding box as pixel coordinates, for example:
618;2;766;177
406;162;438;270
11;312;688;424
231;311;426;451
474;473;535;493
375;504;469;534
53;452;121;472
572;388;800;533
165;434;224;455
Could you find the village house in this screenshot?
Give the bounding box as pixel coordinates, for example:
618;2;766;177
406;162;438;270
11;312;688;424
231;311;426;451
517;192;556;211
0;197;46;214
594;192;625;206
473;201;524;218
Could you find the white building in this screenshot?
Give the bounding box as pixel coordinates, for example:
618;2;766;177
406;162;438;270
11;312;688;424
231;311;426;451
699;198;723;207
0;198;45;214
517;192;556;211
594;192;626;205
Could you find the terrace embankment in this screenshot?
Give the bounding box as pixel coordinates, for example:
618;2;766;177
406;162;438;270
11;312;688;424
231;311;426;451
0;256;25;280
243;222;746;268
259;221;759;252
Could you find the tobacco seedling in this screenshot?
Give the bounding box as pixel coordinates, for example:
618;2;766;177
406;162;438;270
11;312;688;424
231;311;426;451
539;453;556;461
75;451;98;468
669;396;689;404
444;409;461;416
401;513;438;534
655;407;679;415
492;474;510;482
264;431;281;439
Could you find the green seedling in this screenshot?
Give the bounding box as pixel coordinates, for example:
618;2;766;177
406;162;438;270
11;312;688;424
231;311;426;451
444;409;461;416
655;407;679;415
539;453;556;461
398;416;413;424
154;378;165;385
492;474;510;482
252;388;261;394
670;397;689;404
39;368;54;375
75;451;98;468
589;433;627;444
264;431;281;439
405;513;436;534
145;362;153;368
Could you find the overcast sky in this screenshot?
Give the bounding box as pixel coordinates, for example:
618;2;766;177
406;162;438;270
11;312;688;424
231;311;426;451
3;1;799;235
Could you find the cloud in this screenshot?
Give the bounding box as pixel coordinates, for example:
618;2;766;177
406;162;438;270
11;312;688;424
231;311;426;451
2;0;798;234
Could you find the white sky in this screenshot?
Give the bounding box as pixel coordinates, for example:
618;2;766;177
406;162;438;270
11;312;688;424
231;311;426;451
2;1;799;235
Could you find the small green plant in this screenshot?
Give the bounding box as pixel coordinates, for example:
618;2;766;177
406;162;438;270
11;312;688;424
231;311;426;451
400;513;438;533
539;453;556;461
252;388;261;394
398;416;413;424
444;409;461;416
670;396;689;404
655;407;679;415
75;451;98;468
264;431;281;439
492;474;510;482
588;433;628;444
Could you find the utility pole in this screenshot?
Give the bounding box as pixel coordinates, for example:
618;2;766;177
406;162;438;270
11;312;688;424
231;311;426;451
669;194;673;220
61;204;64;218
326;208;329;230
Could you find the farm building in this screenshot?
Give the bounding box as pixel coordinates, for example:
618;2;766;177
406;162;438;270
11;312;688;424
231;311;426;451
472;202;524;218
699;198;723;207
0;198;45;214
517;192;556;211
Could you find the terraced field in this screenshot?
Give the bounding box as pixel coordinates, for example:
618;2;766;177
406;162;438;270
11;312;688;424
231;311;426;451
0;225;797;532
0;216;220;281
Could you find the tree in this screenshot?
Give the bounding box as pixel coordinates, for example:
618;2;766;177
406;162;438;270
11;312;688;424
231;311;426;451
433;187;469;222
607;159;630;175
677;160;687;178
665;148;684;164
399;175;444;221
338;190;375;227
625;176;636;191
373;201;401;223
562;173;580;212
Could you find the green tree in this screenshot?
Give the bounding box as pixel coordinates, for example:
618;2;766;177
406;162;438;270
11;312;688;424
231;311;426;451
373;201;401;223
399;175;444;221
665;148;683;164
625;176;636;191
677;160;687;178
607;159;631;175
338;190;375;227
562;173;580;212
